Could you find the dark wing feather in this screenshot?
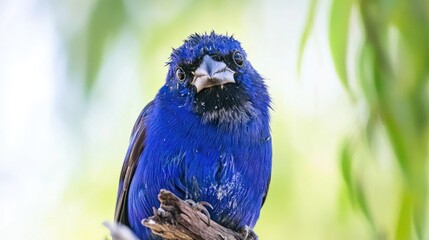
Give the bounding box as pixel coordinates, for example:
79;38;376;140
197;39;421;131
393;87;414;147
114;101;154;225
261;174;271;208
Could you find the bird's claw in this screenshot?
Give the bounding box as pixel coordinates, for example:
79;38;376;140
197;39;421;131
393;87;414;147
153;206;169;217
185;199;213;226
239;225;258;240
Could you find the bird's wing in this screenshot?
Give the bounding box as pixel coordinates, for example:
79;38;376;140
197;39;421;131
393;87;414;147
114;101;154;225
261;174;271;208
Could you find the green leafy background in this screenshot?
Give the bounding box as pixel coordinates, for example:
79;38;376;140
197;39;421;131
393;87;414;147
0;0;428;239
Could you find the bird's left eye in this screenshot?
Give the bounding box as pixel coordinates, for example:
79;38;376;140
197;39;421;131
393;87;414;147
175;67;186;82
232;51;244;67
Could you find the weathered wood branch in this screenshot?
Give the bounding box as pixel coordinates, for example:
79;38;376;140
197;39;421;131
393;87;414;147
142;189;250;240
105;189;258;240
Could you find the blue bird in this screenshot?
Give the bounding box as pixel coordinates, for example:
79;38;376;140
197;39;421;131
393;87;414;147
114;32;272;239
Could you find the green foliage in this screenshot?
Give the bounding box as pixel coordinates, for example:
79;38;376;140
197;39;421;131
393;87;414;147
328;0;353;90
301;0;429;239
84;0;127;94
298;0;318;75
359;1;429;238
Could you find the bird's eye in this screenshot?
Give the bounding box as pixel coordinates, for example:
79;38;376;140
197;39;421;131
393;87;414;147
232;51;244;67
175;67;186;82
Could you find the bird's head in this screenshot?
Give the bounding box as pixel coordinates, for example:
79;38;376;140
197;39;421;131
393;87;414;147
163;32;270;125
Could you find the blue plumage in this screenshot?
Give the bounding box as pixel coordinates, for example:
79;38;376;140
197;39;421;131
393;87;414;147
115;32;272;239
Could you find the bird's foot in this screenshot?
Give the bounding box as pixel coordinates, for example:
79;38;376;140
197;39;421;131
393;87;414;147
152;207;175;225
239;225;258;240
184;199;213;226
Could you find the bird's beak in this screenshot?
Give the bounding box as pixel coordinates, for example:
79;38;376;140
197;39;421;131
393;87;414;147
192;55;236;93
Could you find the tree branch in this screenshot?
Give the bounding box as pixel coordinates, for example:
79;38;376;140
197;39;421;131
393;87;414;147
142;189;246;240
105;189;257;240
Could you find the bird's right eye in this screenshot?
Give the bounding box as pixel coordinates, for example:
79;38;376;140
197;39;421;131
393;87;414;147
175;67;186;82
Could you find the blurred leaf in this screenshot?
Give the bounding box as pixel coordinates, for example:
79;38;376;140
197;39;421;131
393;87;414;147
340;140;353;199
358;43;376;112
85;0;126;95
328;0;353;90
297;0;318;75
395;192;412;240
355;183;374;230
340;139;378;237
